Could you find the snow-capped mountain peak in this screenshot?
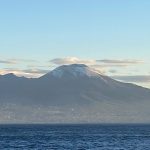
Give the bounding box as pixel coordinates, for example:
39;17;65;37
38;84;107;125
49;64;102;78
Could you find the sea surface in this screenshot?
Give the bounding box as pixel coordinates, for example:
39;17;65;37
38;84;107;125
0;124;150;149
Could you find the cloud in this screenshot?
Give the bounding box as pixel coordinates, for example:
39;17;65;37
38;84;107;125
0;68;49;78
0;60;17;64
23;69;49;74
0;57;147;81
50;57;108;73
97;59;143;66
0;58;39;66
50;57;96;65
112;75;150;83
49;57;145;74
1;57;144;68
109;69;118;73
9;58;38;63
50;57;144;67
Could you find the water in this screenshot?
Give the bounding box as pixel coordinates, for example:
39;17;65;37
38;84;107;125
0;124;150;149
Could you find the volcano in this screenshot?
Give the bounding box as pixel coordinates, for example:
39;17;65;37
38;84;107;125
0;64;150;123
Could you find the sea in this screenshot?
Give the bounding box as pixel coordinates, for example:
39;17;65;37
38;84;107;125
0;124;150;149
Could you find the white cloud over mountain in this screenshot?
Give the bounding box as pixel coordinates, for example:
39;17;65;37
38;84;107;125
50;57;95;65
50;57;143;67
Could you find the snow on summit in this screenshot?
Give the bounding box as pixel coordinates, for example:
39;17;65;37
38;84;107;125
50;64;102;78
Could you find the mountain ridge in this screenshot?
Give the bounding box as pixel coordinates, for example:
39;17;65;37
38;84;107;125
1;64;148;90
0;64;150;123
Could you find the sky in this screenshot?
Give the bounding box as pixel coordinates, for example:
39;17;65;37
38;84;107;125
0;0;150;88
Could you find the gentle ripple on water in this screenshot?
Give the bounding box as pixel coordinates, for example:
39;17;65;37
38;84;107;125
0;124;150;149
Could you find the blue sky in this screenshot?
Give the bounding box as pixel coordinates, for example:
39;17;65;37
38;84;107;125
0;0;150;87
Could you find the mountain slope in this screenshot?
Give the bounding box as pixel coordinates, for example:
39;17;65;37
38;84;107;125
0;64;150;123
0;64;150;105
37;64;150;105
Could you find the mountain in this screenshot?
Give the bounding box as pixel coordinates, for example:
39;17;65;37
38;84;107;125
0;64;150;123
